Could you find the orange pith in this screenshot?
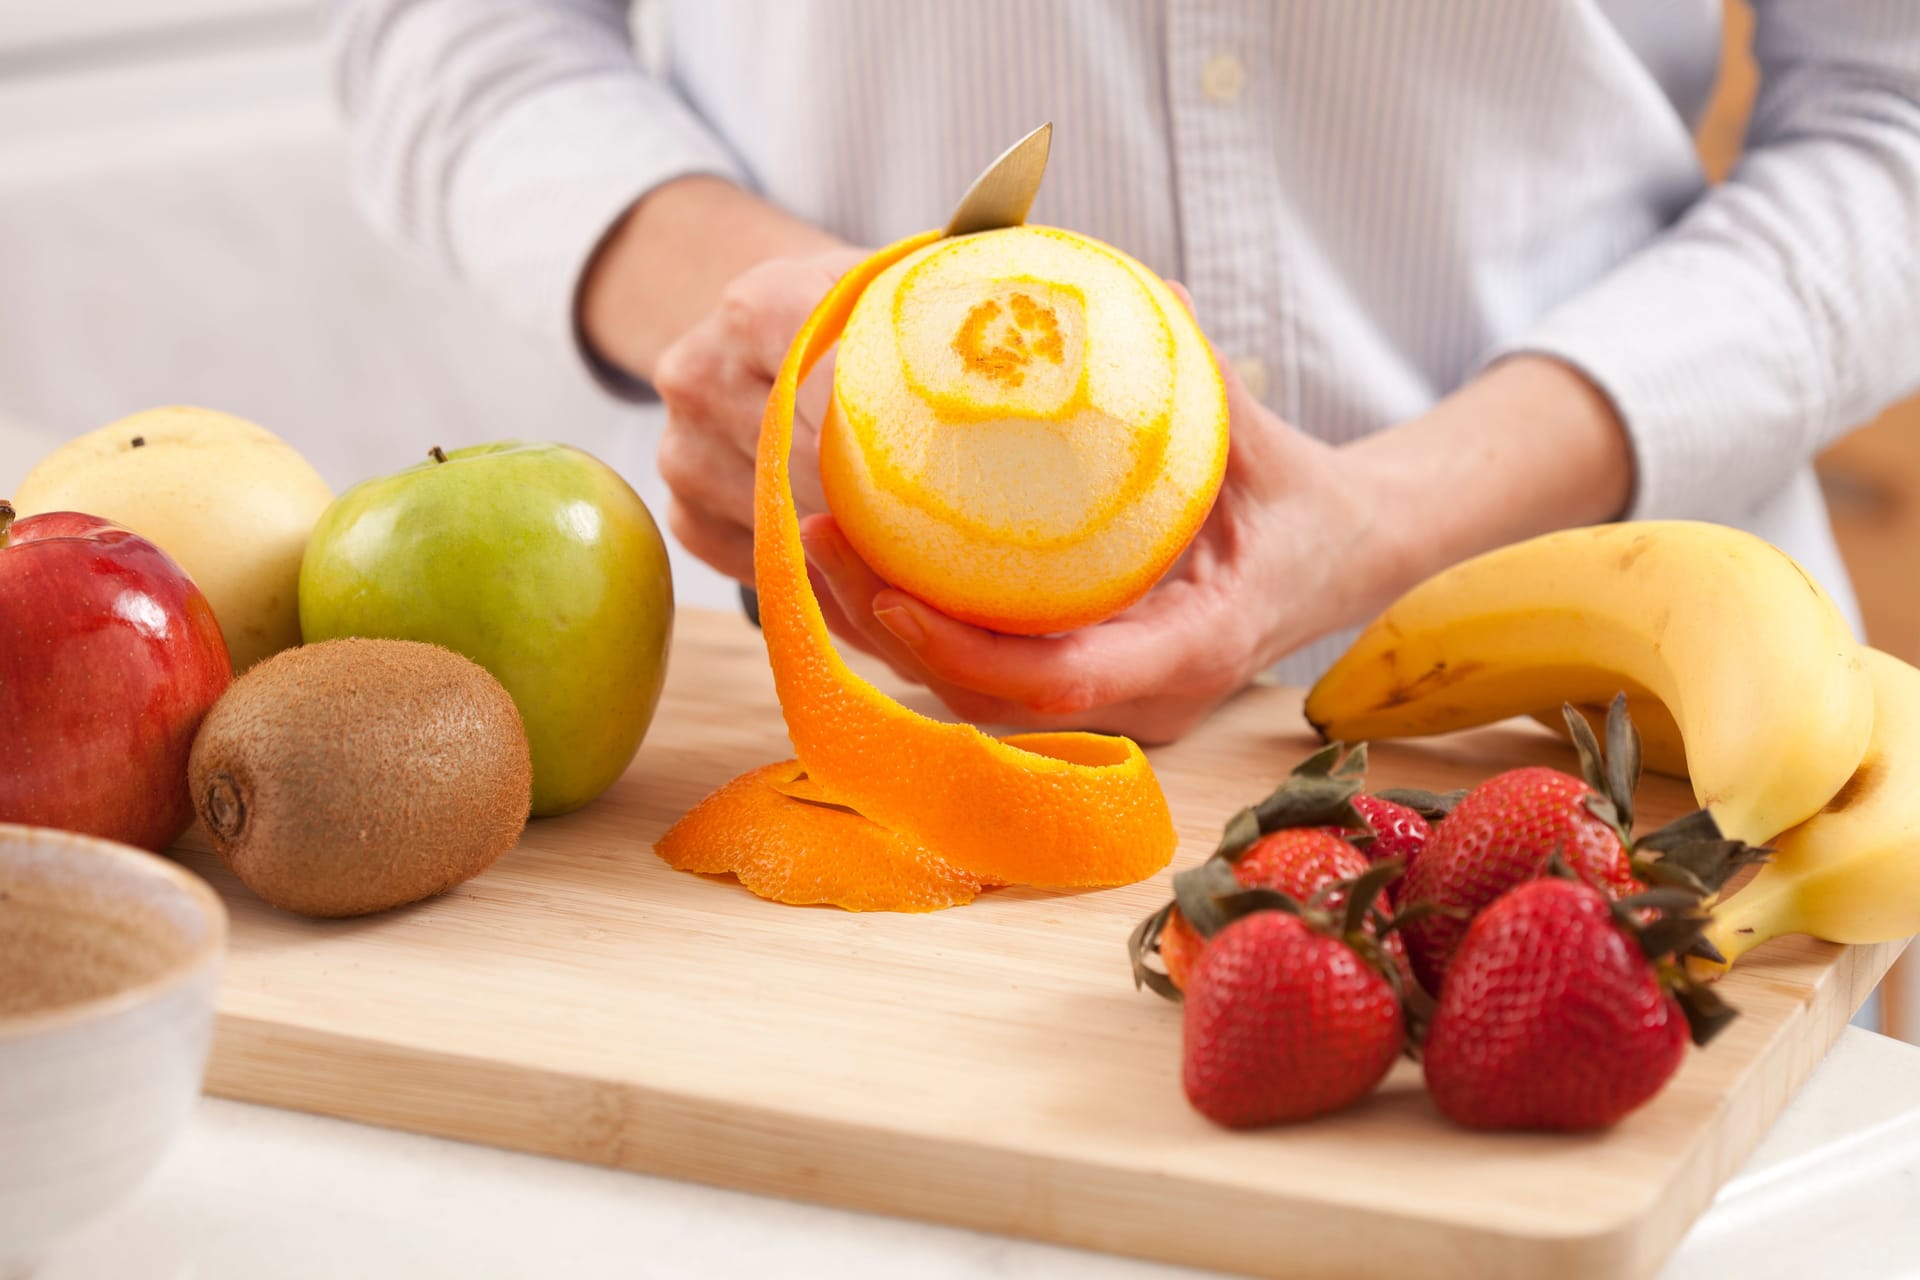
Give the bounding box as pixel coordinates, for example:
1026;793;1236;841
654;230;1183;911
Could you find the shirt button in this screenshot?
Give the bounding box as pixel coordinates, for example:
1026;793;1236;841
1200;54;1245;104
1232;356;1271;402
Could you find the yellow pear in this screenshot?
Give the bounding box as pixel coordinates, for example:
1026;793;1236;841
14;407;333;671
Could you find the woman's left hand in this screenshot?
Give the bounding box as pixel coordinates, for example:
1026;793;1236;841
798;358;1411;743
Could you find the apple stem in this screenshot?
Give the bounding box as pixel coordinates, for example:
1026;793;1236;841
0;499;13;548
429;446;447;464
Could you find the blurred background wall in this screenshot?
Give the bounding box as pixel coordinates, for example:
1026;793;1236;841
2;1;1915;1033
0;0;736;615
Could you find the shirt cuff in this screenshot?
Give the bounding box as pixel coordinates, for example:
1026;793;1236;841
446;71;748;395
1486;239;1829;522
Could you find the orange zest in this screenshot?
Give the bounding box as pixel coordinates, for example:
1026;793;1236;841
654;231;1181;911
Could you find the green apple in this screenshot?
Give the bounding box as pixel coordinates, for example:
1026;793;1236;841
13;406;334;672
299;442;673;816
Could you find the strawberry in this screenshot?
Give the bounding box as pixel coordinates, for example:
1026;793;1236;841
1399;765;1638;990
1182;878;1408;1128
1399;699;1767;990
1349;792;1434;886
1157;827;1383;990
1129;743;1411;998
1396;696;1662;988
1422;874;1737;1131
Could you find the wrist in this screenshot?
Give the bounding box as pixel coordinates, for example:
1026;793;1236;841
577;175;846;382
1347;354;1634;586
1238;433;1425;674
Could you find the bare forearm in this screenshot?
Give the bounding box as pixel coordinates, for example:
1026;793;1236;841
1348;354;1634;590
578;176;847;382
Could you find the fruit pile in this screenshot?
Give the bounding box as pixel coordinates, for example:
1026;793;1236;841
1130;702;1760;1132
2;408;673;917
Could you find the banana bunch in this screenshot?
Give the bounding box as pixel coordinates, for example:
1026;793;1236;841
1305;521;1871;843
1700;647;1920;968
1305;520;1920;969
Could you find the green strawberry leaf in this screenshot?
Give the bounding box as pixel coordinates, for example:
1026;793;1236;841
1674;976;1739;1047
1212;887;1307;929
1292;740;1347;778
1338;858;1405;939
1172;857;1247;941
1632;809;1768;898
1561;695;1642;844
1604;693;1642;834
1563;701;1609;797
1215;741;1371;862
1378;898;1466;936
1371;786;1467;821
1217;806;1262;861
1630;912;1712;963
1125;901;1182;1001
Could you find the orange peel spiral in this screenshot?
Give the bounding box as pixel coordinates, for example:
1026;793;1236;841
655;230;1182;911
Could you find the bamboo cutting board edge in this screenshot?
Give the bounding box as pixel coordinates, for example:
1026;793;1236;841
184;608;1904;1280
198;933;1903;1280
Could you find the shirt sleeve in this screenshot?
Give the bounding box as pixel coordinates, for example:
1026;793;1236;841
327;0;748;376
1496;1;1920;522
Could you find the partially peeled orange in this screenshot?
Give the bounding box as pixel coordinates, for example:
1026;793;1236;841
822;227;1229;634
657;225;1221;911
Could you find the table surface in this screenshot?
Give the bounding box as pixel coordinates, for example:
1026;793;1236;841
166;604;1905;1279
37;1027;1920;1280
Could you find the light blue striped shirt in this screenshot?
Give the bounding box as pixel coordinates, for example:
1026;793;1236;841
333;0;1920;681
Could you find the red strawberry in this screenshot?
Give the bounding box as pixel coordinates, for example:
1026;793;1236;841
1131;742;1401;1000
1399;765;1639;990
1158;827;1381;991
1349;793;1432;884
1182;906;1405;1128
1422;876;1735;1131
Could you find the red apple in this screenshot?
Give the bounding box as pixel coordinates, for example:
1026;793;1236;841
0;502;231;851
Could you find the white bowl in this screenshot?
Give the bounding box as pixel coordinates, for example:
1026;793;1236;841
0;825;226;1278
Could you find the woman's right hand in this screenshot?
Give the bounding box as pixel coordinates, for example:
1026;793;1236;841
651;247;867;584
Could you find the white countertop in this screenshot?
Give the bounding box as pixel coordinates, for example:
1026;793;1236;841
34;1027;1920;1280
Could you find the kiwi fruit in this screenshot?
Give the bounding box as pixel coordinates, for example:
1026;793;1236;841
187;637;531;917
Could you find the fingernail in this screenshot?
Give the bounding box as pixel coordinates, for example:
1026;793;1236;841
874;603;926;649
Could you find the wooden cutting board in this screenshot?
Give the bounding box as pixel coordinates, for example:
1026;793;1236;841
174;608;1903;1279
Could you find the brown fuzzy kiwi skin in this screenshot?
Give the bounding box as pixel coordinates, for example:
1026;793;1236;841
187;637;532;917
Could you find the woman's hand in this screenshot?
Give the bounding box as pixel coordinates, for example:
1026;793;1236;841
652;247;868;583
798;358;1414;743
577;174;862;585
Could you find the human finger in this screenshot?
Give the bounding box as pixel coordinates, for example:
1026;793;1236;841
666;496;754;584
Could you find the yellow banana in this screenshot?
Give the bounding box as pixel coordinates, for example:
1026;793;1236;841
1701;647;1920;968
1304;521;1872;844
